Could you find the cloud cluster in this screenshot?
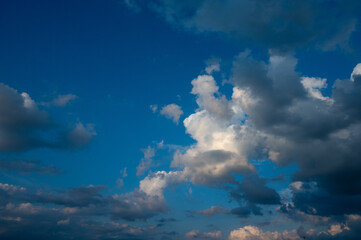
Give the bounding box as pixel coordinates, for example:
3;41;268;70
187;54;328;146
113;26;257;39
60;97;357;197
159;51;361;229
0;83;95;152
0;180;169;239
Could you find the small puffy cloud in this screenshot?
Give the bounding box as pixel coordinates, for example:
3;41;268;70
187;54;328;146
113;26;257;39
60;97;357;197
57;218;70;225
120;167;127;177
139;171;186;199
186;230;222;240
160;103;183;124
0;183;26;194
66;122;97;148
194;205;229;216
116;178;124;188
150;104;158;113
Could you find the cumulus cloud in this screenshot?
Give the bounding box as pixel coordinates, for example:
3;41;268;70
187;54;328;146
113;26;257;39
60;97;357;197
160;103;183;124
171;72;258;186
0;83;95;152
186;230;222;240
139;171;186;199
163;51;361;225
228;225;300;240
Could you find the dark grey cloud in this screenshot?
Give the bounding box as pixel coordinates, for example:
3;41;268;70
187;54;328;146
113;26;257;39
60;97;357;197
0;83;95;152
0;158;61;175
282;182;361;217
230;174;281;205
141;0;361;52
231;52;361;205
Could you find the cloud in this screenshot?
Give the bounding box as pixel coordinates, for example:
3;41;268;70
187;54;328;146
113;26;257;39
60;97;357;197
150;104;158;113
136;146;155;176
171;72;258;186
0;181;167;226
205;57;221;74
66;122;97;148
45;94;77;107
0;158;61;175
351;63;361;83
164;51;361;223
194;205;229;216
301;77;332;102
230;174;281;205
186;230;222;240
147;0;360;51
122;0;141;13
139;171;186;199
228;225;300;240
160;103;183;124
0;83;95;152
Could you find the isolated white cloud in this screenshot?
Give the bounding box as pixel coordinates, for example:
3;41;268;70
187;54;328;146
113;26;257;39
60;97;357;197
160;103;183;124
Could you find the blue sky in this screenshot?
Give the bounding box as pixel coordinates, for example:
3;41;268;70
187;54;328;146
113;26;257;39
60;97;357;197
1;0;361;239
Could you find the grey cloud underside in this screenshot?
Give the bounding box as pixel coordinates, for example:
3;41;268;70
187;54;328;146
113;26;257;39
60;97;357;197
230;175;281;205
0;83;94;152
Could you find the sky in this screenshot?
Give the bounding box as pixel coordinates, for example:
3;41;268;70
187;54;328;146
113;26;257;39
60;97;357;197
0;0;361;239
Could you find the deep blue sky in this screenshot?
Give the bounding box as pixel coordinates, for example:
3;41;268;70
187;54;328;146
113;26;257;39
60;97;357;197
1;1;361;239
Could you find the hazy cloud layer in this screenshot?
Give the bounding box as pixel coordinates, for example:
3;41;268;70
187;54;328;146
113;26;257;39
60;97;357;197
138;0;361;52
